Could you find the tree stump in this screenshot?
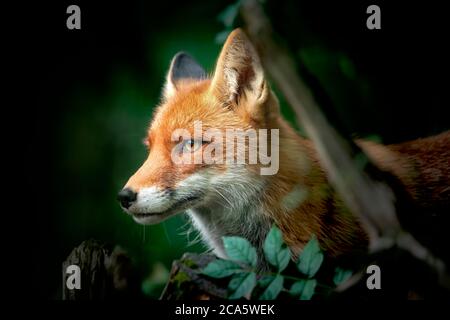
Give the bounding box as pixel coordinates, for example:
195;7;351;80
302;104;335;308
62;239;142;300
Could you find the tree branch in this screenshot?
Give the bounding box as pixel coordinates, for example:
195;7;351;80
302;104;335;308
239;0;449;289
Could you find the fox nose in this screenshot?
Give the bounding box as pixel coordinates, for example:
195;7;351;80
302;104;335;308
117;188;137;209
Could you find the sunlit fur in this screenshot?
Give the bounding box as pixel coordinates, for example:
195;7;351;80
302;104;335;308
123;29;450;266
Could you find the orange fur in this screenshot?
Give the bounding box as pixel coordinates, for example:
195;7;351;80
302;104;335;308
124;29;449;261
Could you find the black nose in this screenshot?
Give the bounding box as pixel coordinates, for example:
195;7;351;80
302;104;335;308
117;188;137;209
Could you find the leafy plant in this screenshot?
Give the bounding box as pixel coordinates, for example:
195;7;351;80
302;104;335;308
201;225;352;300
297;235;324;278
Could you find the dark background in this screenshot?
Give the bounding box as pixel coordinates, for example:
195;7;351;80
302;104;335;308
10;0;449;299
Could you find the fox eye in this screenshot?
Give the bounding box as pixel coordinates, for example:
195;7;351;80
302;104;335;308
182;139;202;153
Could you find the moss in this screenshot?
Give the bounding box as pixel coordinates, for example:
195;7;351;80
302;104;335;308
172;271;191;288
182;258;198;269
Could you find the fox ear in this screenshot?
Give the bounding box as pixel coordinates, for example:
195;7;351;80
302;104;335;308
164;52;206;100
210;29;267;107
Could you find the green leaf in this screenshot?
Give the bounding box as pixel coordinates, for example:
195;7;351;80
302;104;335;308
290;279;317;300
263;226;284;268
277;247;291;272
297;235;324;278
289;280;305;296
229;272;257;299
223;236;258;267
259;274;284;300
333;268;352;286
228;272;248;291
258;275;274;288
202;259;242;278
215;29;231;45
309;253;324;277
300;279;317;300
217;2;240;28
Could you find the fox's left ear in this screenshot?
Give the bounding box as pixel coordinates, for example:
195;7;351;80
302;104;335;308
210;29;269;108
164;52;206;100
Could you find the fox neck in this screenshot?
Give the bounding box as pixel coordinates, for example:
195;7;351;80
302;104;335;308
187;202;272;264
186;114;368;263
265;117;369;257
186;164;273;264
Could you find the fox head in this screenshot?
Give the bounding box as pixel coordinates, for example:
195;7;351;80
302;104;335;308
118;29;283;226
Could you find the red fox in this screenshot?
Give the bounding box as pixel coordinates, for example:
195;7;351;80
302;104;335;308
118;29;450;265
